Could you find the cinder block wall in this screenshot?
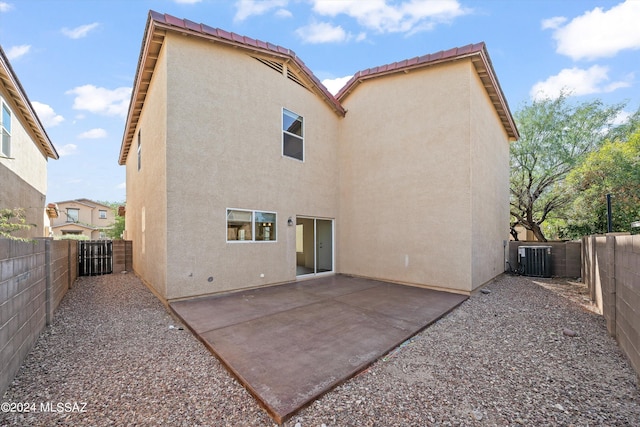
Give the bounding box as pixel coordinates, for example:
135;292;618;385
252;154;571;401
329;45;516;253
508;241;582;278
613;235;640;379
113;240;132;273
583;234;640;380
0;238;78;396
0;239;47;397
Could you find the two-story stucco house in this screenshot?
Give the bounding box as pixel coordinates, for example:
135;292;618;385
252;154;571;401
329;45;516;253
50;198;116;239
119;11;518;302
0;45;58;238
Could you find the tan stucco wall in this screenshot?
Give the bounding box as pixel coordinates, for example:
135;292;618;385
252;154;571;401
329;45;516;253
0;92;48;237
469;66;511;289
124;33;512;300
162;35;340;300
52;201;114;226
0;93;48;194
124;41;169;298
338;60;496;293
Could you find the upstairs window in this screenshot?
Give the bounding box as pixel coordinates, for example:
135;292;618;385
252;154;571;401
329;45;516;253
99;210;107;219
66;208;79;223
283;109;303;161
1;100;11;158
137;130;141;171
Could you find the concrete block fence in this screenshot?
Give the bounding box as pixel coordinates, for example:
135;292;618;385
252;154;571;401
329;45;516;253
583;234;640;379
0;239;132;396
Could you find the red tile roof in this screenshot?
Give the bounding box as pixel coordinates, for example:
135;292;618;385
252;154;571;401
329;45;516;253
152;11;344;114
119;11;518;164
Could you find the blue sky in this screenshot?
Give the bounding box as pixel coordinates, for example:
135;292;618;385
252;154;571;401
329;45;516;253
1;0;639;204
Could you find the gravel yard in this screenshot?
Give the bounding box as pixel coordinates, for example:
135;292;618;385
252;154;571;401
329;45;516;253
1;273;638;426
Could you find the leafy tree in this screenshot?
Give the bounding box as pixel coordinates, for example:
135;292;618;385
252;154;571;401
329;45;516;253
98;200;125;239
561;130;640;238
0;208;33;241
106;214;125;240
510;93;625;241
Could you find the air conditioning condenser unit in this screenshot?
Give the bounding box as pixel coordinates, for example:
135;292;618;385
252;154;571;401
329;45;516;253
518;245;552;278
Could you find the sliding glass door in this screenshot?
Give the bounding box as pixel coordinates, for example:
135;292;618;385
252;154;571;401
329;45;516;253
295;217;333;276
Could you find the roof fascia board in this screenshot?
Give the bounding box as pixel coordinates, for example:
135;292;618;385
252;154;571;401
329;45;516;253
0;45;59;159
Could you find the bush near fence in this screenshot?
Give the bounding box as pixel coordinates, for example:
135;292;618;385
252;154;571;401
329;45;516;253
582;234;640;380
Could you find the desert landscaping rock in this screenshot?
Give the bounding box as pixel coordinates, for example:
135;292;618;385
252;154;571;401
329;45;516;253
1;273;639;426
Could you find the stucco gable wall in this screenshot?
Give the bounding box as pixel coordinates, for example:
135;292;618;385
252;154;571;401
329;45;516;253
469;67;511;289
0;88;48;195
0;87;47;236
338;60;474;293
124;40;168;298
163;34;340;299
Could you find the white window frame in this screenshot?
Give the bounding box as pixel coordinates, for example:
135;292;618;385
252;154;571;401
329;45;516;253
66;208;79;223
282;108;304;162
1;98;11;158
226;208;277;243
99;210;107;219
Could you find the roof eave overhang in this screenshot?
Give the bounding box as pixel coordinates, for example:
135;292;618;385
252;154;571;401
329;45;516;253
0;47;59;159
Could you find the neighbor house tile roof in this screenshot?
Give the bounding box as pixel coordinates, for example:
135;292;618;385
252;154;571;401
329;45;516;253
119;11;518;164
0;45;58;159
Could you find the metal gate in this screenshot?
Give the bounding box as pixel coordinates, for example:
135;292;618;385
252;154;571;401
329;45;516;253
78;240;113;276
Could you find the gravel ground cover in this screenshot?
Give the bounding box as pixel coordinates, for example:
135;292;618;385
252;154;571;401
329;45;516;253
1;272;638;426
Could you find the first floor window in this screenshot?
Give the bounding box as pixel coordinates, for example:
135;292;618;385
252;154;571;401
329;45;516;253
227;209;253;241
1;100;11;157
255;211;276;241
227;209;277;242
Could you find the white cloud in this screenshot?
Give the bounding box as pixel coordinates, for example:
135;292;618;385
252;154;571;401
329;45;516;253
546;0;640;61
540;16;566;30
234;0;288;21
57;144;77;157
32;101;64;127
310;0;469;34
296;21;349;43
78;128;107;139
0;2;13;12
66;85;131;117
612;110;632;126
322;75;353;95
117;182;126;190
275;8;293;18
61;22;99;39
530;65;632;100
6;44;30;60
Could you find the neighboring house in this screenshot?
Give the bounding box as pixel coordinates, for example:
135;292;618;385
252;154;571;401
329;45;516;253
0;44;59;238
50;198;115;239
119;11;519;302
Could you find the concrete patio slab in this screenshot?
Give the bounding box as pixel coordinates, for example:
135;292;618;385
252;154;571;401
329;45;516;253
170;275;467;423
